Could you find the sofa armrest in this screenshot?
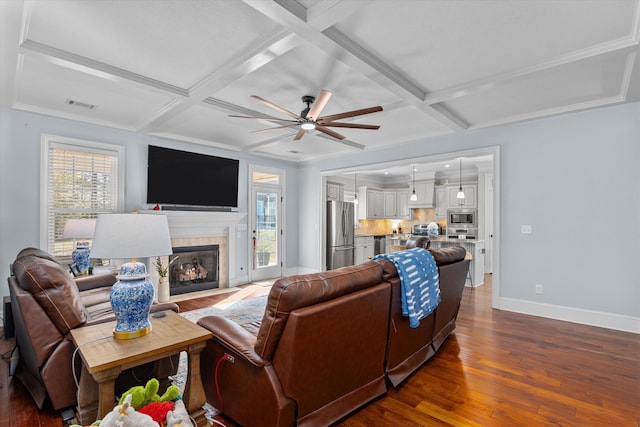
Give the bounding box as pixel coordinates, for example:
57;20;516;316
197;316;267;367
74;273;117;292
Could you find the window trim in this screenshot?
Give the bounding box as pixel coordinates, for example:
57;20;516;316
39;134;125;252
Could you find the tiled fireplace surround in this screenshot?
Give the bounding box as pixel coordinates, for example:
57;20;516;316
140;210;246;297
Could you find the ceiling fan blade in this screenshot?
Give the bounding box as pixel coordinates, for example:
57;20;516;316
250;124;300;133
316;125;346;140
306;89;332;121
293;128;306;141
229;114;297;123
251;95;301;120
321;122;380;130
318;105;383;122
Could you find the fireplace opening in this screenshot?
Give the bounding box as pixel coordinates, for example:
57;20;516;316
169;245;219;295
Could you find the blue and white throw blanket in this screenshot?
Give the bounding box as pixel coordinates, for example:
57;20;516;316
373;247;440;328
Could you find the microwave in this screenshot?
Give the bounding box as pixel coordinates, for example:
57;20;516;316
447;209;477;228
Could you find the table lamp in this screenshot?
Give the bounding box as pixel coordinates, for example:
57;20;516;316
90;213;172;339
63;218;97;275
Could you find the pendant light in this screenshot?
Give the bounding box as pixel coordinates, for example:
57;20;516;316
353;172;359;205
410;165;418;201
456;158;465;205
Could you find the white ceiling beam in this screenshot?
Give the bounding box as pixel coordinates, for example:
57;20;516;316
242;0;468;132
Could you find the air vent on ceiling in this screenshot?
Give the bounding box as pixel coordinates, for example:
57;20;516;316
65;99;96;110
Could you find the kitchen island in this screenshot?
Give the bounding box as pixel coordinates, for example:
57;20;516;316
429;237;485;287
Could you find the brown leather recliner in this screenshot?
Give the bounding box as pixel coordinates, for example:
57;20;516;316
8;247;179;411
376;245;469;386
197;261;391;427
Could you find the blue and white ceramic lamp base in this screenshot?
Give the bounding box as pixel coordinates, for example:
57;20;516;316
72;242;91;274
110;260;155;339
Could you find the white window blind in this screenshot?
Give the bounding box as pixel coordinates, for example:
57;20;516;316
41;136;124;259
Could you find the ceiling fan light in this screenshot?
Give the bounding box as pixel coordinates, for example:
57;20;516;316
301;122;316;130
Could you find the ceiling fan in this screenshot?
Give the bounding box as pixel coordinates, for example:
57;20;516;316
229;89;383;141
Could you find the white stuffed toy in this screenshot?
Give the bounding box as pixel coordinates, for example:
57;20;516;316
99;394;160;427
165;399;192;427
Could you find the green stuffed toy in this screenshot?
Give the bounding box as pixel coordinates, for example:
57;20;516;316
118;378;180;409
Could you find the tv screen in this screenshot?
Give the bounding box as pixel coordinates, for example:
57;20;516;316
146;145;239;208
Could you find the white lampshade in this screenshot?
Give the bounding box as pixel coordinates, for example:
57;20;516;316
91;213;172;260
63;218;97;239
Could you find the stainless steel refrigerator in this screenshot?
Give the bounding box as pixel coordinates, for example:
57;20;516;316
326;200;355;270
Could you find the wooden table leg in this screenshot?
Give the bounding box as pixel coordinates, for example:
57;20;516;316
91;366;122;420
183;341;207;427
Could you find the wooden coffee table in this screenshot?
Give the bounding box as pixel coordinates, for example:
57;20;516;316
70;310;212;426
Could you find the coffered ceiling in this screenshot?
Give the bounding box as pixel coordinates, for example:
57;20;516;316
1;0;639;162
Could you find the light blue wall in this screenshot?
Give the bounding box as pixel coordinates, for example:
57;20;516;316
0;109;300;301
2;102;639;327
301;102;640;320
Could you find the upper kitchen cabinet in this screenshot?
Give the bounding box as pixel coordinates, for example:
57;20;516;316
447;184;477;208
435;187;448;218
357;187;384;219
358;187;410;219
395;189;411;219
436;183;478;215
327;182;344;201
407;180;435;208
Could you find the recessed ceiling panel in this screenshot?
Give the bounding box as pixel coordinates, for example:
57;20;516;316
213;41;401;118
252;133;361;162
25;0;280;89
334;0;637;91
441;50;631;126
152;104;296;150
15;55;175;128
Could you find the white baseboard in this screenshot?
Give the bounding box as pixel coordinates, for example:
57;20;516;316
499;297;640;334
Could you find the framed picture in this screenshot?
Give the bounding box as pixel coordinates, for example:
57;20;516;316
69;262;80;277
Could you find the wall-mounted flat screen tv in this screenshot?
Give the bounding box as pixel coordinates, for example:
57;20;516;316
147;145;239;208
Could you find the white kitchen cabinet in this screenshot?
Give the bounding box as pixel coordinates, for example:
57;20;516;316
407;180;435;208
383;191;397;218
395;189;411;219
429;238;484;287
357;187;384;219
355;236;374;265
435;187;447;218
327;182;344;201
447;184;477;208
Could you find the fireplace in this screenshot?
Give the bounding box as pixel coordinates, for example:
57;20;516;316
169;245;219;295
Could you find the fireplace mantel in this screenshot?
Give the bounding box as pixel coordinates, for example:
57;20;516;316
139;210;246;238
139;210;247;288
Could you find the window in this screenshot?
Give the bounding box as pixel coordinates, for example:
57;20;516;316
40;135;124;260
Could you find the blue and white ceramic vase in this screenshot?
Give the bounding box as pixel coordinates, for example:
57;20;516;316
110;261;155;339
72;241;91;274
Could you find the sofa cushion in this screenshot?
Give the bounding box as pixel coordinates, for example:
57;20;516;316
429;246;466;266
12;255;87;333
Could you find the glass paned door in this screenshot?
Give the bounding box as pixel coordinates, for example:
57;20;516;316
251;185;282;281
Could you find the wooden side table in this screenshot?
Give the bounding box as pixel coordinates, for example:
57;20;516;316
70;310;212;426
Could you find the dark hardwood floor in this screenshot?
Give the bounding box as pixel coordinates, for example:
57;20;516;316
1;276;638;426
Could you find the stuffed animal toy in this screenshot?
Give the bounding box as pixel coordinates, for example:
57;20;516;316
138;400;175;424
165;399;192;427
99;394;159;427
119;378;180;409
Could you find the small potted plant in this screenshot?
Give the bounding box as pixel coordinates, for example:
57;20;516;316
154;256;178;303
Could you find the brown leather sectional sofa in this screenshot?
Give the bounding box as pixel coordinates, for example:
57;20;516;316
197;246;470;427
7;247;179;411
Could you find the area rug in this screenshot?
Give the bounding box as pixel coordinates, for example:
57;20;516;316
179;294;268;325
